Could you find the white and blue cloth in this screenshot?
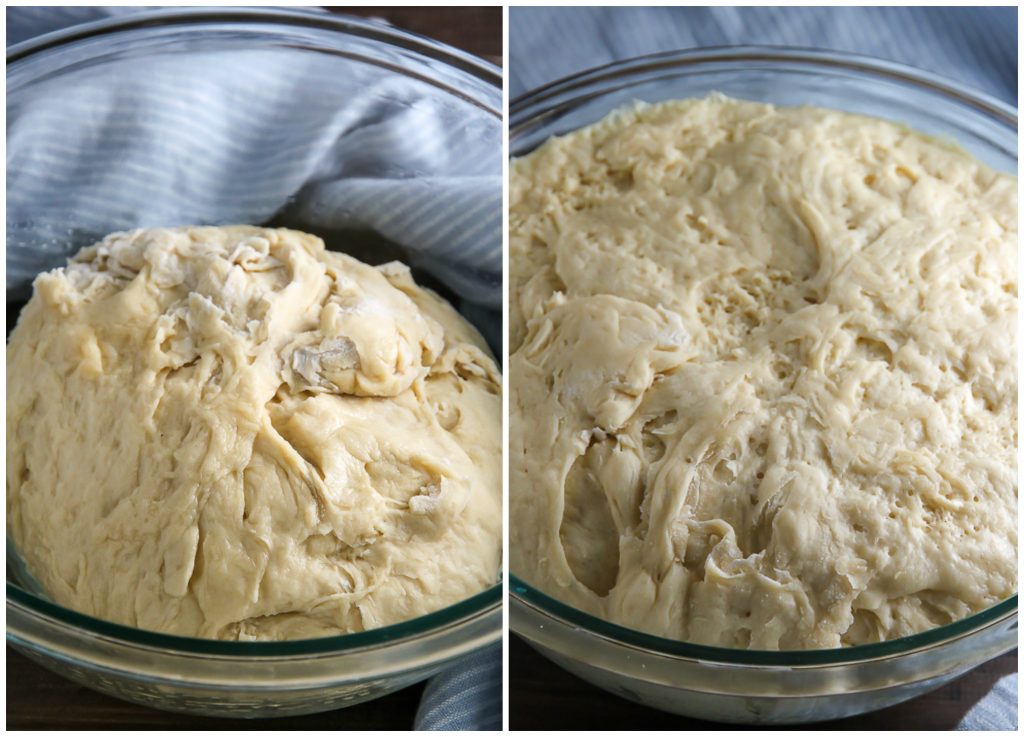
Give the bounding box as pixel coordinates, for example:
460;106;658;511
509;6;1017;106
957;674;1019;731
7;6;502;313
414;643;503;731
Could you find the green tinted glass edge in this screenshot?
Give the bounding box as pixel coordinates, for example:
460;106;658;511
511;574;1017;666
8;580;500;657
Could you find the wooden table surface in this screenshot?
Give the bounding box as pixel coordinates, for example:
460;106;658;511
5;6;499;731
510;635;1018;730
330;6;502;67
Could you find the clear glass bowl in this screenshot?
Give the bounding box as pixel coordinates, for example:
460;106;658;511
509;46;1017;725
7;8;501;718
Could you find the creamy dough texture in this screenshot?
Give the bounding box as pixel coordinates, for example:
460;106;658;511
8;226;501;640
510;97;1017;649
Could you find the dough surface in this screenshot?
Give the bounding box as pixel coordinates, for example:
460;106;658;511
509;97;1017;649
8;226;501;640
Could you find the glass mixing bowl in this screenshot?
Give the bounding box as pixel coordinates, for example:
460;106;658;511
7;8;501;718
509;46;1018;725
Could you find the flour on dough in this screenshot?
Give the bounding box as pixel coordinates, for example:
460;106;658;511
7;226;501;640
510;96;1017;649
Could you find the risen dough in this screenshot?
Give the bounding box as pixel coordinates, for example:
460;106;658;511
510;97;1017;649
8;226;501;640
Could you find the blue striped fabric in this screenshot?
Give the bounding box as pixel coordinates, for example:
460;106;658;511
957;674;1018;731
7;7;502;314
509;6;1018;106
415;643;503;731
6;5;147;45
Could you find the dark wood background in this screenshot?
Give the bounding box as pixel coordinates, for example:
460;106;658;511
331;6;501;66
510;635;1018;730
5;6;500;731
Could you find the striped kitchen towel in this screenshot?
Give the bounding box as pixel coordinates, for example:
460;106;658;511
509;6;1017;106
7;6;502;318
957;674;1018;732
415;643;503;731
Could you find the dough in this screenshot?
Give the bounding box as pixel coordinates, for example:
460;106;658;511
7;226;501;640
509;96;1017;649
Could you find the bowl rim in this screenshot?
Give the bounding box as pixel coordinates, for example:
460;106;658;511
6;6;502;87
509;44;1017;129
511;575;1018;667
509;44;1018;668
6;5;502;658
9;580;501;658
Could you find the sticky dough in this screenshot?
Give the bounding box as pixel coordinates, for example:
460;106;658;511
509;97;1017;649
7;226;501;640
